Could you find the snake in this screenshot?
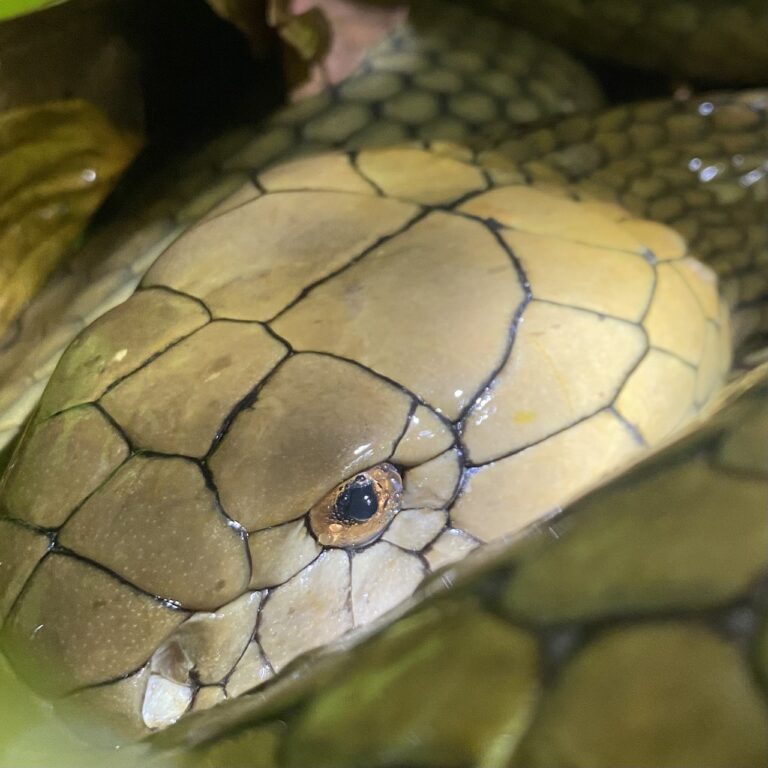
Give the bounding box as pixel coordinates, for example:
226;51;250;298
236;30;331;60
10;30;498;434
0;1;767;766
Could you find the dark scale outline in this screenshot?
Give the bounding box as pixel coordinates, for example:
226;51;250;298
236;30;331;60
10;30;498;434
345;550;357;629
7;87;768;712
1;547;191;696
203;347;418;541
347;150;387;196
42;287;212;424
608;406;647;448
266;206;430;324
2;400;138;545
380;506;448;553
50;450;254;608
461;401;647;473
0;401;135;524
389;406;460;469
388;399;420;460
176;587;267;690
97;318;290;461
0;514;56;542
399;447;464;513
203;340;292;462
442;215;534;430
187;683;228;715
223;599;276;695
254;548;353;674
3;174;714;675
647;343;702;373
246;521;324;587
531;296;656;331
0;517;55;626
66;661;150;697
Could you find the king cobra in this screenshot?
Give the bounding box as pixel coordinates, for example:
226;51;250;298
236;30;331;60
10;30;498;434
1;1;768;766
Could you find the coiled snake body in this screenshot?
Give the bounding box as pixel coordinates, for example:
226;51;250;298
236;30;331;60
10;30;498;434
1;2;768;765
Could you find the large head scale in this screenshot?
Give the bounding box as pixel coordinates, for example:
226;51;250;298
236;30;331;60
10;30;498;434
0;146;727;736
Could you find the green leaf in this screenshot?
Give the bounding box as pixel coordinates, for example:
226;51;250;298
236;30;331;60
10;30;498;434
0;0;69;22
0;98;141;338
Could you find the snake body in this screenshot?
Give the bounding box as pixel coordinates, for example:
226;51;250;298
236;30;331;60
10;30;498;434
0;0;767;762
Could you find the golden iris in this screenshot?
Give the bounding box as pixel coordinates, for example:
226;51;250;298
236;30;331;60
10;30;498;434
309;463;402;547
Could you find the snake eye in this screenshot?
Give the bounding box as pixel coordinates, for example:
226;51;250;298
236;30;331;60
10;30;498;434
309;463;402;547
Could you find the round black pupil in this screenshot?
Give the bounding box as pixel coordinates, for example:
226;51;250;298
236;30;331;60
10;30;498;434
335;479;379;523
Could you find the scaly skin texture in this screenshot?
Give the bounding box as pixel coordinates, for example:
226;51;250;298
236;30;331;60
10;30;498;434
0;0;767;763
162;367;768;768
0;0;602;450
0;146;732;736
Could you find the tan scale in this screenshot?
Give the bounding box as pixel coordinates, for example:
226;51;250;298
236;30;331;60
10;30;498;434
0;146;735;734
101;321;287;457
1;554;187;696
0;521;49;622
225;642;274;699
389;404;454;467
143;191;418;322
401;448;462;509
272;210;526;419
56;667;152;744
1;404;128;528
350;542;425;625
424;529;480;571
190;685;226;714
459;186;647;253
36;288;210;420
614;349;699;445
644;262;710;365
209;353;413;532
258;153;376;195
162;591;262;685
506;229;655;322
383;507;448;551
356;146;487;205
258;550;352;672
57;456;250;609
696;322;728;405
462;301;648;463
454;410;642;542
247;520;321;589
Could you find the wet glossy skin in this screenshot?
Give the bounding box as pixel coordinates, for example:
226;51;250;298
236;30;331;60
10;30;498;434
0;146;736;733
0;0;602;448
0;0;767;748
